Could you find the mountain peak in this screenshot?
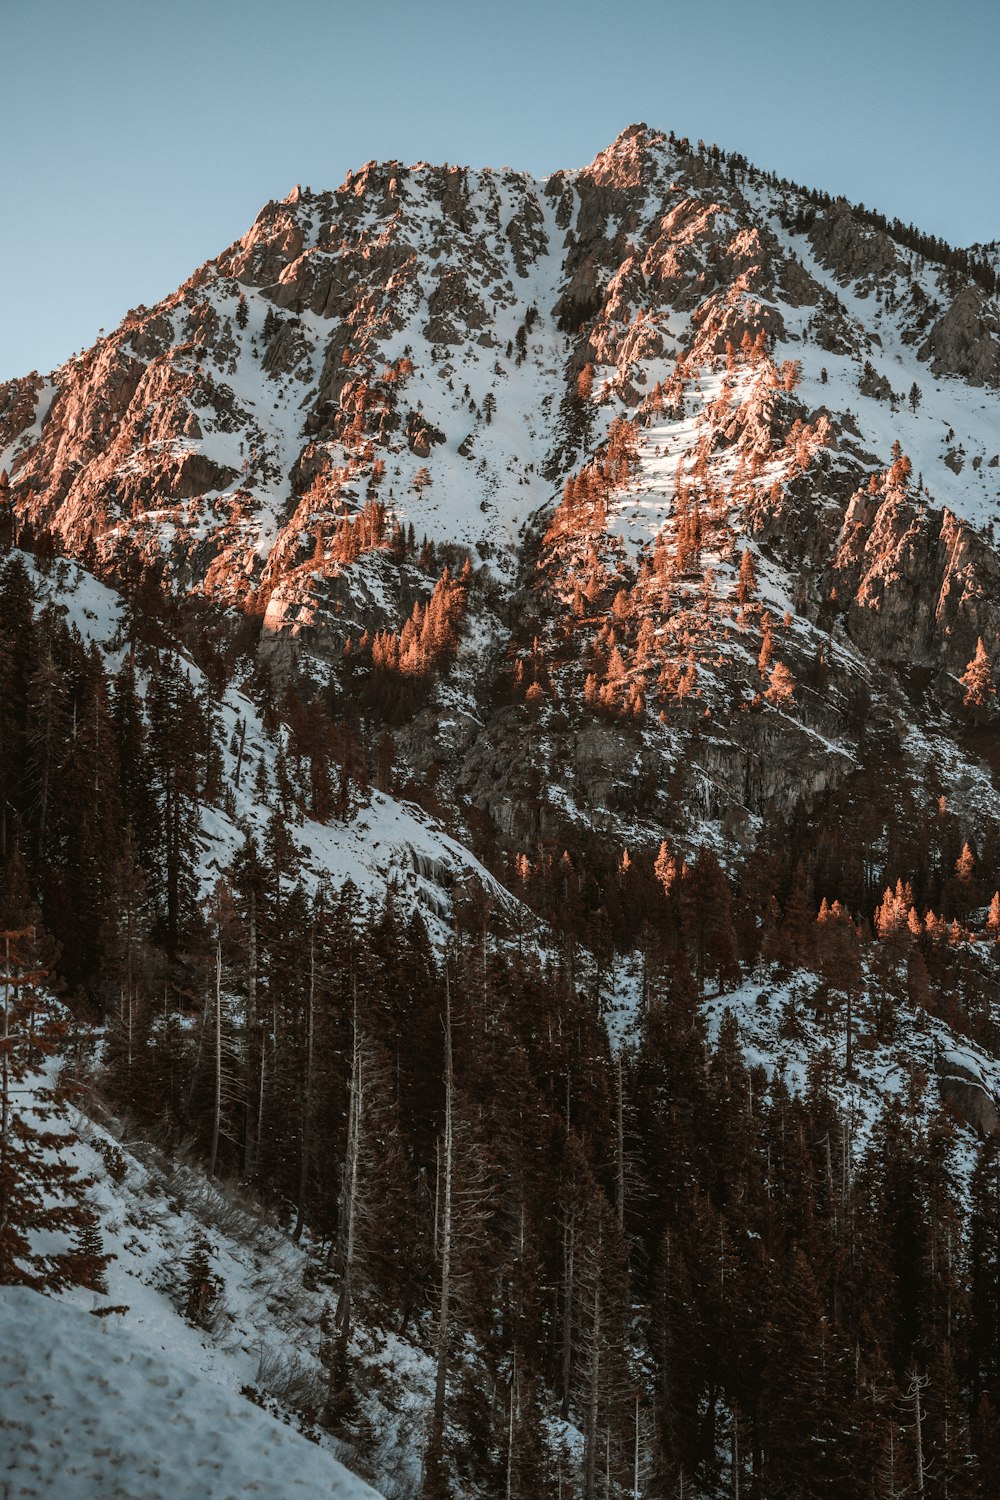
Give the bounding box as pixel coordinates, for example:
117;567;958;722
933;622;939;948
583;121;667;187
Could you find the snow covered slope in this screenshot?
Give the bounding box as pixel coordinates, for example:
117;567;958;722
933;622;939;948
18;549;513;935
0;1056;430;1500
0;1286;383;1500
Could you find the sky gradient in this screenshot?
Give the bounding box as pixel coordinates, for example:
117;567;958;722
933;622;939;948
2;0;997;382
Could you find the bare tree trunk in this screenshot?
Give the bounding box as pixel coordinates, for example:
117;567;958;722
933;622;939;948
506;1349;517;1500
243;893;258;1179
0;935;11;1244
561;1216;575;1419
433;1136;440;1254
633;1394;641;1500
292;927;316;1242
256;1038;266;1171
428;969;454;1482
124;869;135;1079
910;1372;927;1498
119;987;133;1081
615;1053;625;1231
208;922;222;1178
732;1404;740;1500
335;980;362;1350
583;1262;602;1500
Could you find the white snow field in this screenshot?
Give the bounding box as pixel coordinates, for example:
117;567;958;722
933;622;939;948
0;1286;384;1500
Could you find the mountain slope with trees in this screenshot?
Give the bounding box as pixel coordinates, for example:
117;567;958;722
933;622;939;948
2;125;1000;1497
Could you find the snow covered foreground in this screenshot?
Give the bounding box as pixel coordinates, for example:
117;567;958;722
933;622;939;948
0;1286;384;1500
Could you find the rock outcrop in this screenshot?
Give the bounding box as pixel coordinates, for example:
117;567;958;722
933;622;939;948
936;1048;1000;1136
919;286;1000;385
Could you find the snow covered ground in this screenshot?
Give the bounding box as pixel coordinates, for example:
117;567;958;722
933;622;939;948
602;946;1000;1198
0;1066;436;1500
0;1286;384;1500
22;551;515;941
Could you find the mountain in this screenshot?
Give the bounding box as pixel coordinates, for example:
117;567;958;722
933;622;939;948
3;125;1000;1497
3;123;1000;858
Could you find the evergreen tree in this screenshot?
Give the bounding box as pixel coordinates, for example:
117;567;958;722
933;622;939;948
0;927;110;1291
969;1134;1000;1403
145;650;206;954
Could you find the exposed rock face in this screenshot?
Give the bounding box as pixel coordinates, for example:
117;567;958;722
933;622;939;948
919;287;1000;385
809;200;902;286
3;125;1000;849
936;1049;1000;1136
0;374;47;455
831;481;1000;677
425;268;489;345
405;409;445;456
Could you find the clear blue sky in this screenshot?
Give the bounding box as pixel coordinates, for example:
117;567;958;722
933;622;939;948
1;0;997;382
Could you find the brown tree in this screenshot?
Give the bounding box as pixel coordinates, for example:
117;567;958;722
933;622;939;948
735;547;757;607
765;660;796;707
960;638;995;721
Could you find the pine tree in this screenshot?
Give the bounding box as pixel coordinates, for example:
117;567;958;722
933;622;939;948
53;646;127;988
765;660;796;707
181;1235;222;1329
0;927;110;1291
573;1194;633;1500
424;971;457;1499
227;834;268;1180
145;651;205;954
969;1134;1000;1403
680;849;738;994
24;630;70;872
735;548;757;607
761;1247;870;1497
987;890;1000;941
72;1209;110;1294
